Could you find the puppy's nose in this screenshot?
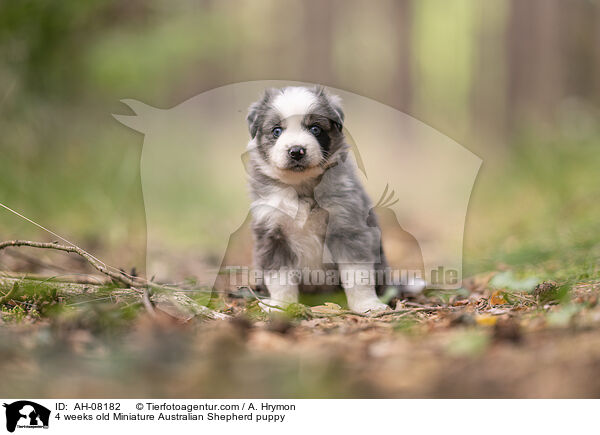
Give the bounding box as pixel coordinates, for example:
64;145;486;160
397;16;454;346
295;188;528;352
288;146;306;161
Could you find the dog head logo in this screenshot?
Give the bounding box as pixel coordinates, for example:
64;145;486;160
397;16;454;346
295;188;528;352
3;401;50;432
114;80;481;290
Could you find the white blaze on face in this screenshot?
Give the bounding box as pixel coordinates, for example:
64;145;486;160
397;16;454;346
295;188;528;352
272;87;316;119
268;87;324;173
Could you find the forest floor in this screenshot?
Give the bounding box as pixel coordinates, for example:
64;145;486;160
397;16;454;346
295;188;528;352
1;261;599;398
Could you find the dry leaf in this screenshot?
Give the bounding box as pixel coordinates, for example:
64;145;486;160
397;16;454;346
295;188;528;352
475;315;498;326
310;302;344;314
490;290;507;306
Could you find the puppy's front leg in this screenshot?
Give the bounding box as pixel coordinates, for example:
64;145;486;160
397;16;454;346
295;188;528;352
252;218;300;312
339;263;389;314
261;270;298;312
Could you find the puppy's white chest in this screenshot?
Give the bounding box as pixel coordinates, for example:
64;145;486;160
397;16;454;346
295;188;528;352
285;198;328;268
252;190;328;268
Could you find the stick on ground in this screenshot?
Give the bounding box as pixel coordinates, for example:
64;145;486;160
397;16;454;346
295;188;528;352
0;240;230;321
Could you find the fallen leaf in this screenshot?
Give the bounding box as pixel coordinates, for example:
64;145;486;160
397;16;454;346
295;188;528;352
311;302;344;314
475;315;498;326
490;290;508;306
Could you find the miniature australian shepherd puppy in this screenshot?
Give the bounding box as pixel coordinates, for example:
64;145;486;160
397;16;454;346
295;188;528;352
245;86;403;314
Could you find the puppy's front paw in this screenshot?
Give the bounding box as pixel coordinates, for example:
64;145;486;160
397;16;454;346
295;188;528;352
349;299;390;315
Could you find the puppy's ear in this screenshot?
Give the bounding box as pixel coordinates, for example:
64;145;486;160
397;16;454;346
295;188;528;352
315;86;345;132
246;101;261;138
328;94;345;132
247;88;277;138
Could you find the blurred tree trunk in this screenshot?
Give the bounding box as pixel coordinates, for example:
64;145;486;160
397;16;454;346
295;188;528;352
561;0;600;103
471;1;509;149
595;3;600;104
302;0;334;85
506;0;563;130
506;0;600;135
392;0;413;114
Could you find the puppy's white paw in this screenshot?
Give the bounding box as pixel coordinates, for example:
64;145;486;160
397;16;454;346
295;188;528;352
349;299;390;315
401;277;427;295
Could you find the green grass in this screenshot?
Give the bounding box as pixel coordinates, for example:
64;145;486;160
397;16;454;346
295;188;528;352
463;131;600;282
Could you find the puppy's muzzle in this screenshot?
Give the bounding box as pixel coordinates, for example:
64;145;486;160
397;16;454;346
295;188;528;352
288;145;306;161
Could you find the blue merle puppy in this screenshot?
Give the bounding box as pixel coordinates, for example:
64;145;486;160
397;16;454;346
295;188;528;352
245;86;398;314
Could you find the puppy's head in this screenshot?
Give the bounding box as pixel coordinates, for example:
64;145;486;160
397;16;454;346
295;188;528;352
247;86;345;184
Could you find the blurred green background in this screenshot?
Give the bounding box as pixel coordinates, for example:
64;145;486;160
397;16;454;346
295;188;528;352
0;0;599;281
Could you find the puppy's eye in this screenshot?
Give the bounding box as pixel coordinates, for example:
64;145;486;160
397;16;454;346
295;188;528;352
272;127;283;138
309;125;322;136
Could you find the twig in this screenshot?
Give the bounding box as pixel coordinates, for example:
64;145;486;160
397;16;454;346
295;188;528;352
403;301;444;308
66;296;123;306
0;240;135;287
0;282;18;304
0;240;194;294
0;276;132;297
0;271;109;286
241;286;286;311
140;287;157;318
506;292;536;303
368;306;449;319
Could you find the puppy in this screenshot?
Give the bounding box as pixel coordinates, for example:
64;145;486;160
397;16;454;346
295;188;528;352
245;86;397;314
